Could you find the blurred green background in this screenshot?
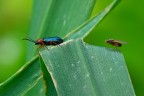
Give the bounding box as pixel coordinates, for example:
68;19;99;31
0;0;143;96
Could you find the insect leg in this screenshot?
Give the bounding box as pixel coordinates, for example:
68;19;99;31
52;42;63;48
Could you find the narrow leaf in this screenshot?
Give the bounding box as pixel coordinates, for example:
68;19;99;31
0;56;42;96
25;0;97;94
23;78;45;96
64;0;121;40
40;57;58;96
27;0;96;59
40;39;135;96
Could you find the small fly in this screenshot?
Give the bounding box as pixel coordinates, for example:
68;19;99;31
23;37;63;48
105;39;127;47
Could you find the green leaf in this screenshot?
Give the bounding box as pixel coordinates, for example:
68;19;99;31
27;0;96;59
23;78;45;96
40;39;135;96
40;57;58;96
64;0;121;40
25;0;97;94
0;56;42;96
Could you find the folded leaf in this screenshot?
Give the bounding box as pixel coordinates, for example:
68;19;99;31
40;39;135;96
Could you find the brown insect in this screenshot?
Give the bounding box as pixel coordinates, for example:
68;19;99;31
105;39;127;47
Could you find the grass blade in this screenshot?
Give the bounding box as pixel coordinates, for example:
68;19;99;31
27;0;96;59
40;57;58;96
25;0;97;95
64;0;121;40
39;39;135;96
23;78;45;96
0;56;42;96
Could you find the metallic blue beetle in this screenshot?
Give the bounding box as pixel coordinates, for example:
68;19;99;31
23;37;63;47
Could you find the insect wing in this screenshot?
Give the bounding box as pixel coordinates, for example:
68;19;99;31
115;40;128;44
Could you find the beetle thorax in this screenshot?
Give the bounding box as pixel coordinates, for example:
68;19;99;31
35;39;43;45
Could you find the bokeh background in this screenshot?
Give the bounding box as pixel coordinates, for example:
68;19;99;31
0;0;143;96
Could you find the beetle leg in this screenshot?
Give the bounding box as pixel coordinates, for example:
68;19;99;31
52;42;62;48
38;45;42;48
44;45;49;50
53;42;60;45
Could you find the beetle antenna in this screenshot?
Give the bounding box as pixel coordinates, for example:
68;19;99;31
22;37;36;43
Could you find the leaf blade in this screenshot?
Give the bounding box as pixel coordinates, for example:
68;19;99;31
40;39;135;96
27;0;96;59
40;57;58;96
64;0;121;40
0;56;42;96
